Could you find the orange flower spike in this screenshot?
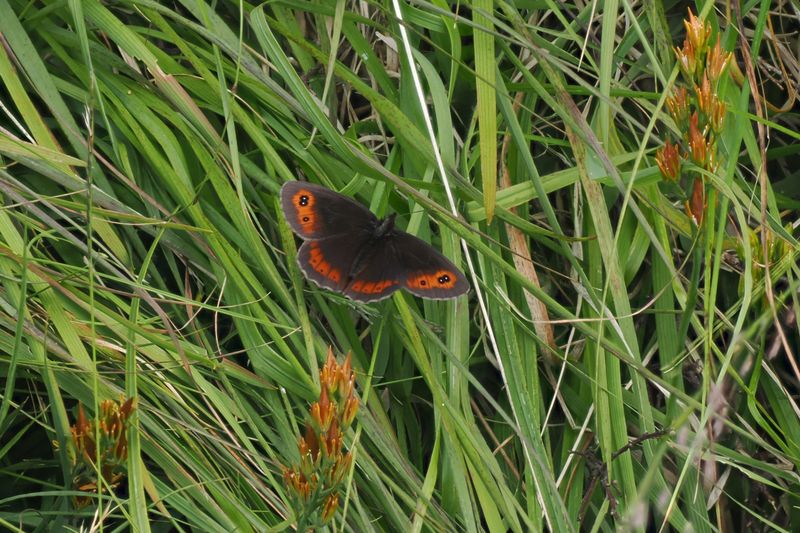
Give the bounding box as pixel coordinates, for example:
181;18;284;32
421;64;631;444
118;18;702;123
289;473;311;501
114;431;129;461
330;362;344;400
298;435;310;459
309;401;325;434
72;403;97;462
335;369;353;406
304;424;318;451
71;405;85;451
320;419;341;459
108;420;117;436
706;143;719;173
687;112;708;166
119;397;137;419
76;403;90;435
316;435;330;461
684;9;711;58
331;452;353;484
317;387;335;432
302;425;320;465
301;475;313;500
341;450;353;471
284;468;309;499
686;178;705;225
322;494;339;522
656;140;681;181
98;417;108;436
283;349;359;526
84;439;97;464
300;446;316;477
282;467;293;486
100;400;113;420
666;87;690;125
339;353;352;386
342;396;359;428
110;405;123;425
674;39;697;83
298;452;313;477
320;348;338;394
328;430;342;458
706;37;732;84
695;74;712;116
708;98;727;133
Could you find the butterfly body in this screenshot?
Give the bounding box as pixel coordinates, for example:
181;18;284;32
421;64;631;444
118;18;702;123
343;213;395;281
280;181;468;302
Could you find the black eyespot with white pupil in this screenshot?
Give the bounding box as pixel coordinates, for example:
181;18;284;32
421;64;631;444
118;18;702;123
299;195;309;206
438;275;450;285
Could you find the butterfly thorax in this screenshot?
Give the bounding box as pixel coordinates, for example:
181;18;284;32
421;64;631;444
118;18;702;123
341;213;397;288
374;213;397;237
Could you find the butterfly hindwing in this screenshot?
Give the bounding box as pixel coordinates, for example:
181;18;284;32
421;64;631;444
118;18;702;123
280;181;377;240
340;239;405;302
296;233;371;293
391;231;469;300
341;231;468;301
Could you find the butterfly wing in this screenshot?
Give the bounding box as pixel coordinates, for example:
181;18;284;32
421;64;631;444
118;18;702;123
391;231;469;300
280;181;378;240
297;232;372;293
339;238;405;302
340;231;468;302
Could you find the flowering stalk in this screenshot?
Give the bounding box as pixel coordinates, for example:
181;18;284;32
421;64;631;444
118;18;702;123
66;396;137;508
656;9;732;225
283;348;358;530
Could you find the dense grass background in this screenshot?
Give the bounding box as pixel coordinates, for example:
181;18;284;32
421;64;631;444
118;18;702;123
1;0;798;531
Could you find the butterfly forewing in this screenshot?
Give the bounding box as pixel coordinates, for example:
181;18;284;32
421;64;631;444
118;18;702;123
280;181;377;240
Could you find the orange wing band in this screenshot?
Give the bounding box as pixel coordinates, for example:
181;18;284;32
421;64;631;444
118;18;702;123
350;279;397;295
407;270;458;290
308;242;342;284
292;189;319;234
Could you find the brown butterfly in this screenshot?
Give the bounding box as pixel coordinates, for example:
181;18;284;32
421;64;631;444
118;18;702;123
281;181;469;302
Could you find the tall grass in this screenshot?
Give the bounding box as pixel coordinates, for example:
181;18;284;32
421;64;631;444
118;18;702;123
0;1;798;531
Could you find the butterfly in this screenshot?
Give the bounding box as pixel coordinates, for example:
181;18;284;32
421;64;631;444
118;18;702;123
280;181;469;302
